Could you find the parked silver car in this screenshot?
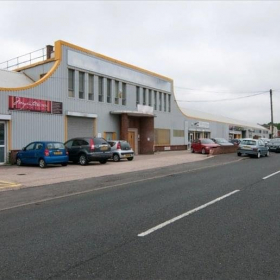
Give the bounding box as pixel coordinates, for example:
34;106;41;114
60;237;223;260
237;138;269;158
107;140;134;162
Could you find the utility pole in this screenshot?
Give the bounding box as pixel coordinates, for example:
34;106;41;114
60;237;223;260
270;89;274;138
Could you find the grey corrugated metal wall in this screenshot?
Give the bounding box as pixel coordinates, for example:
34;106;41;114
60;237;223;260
67;117;94;140
12;111;64;149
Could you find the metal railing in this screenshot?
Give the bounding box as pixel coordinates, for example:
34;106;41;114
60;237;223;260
0;47;47;71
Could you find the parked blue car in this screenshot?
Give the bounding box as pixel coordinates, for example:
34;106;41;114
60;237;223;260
16;141;69;168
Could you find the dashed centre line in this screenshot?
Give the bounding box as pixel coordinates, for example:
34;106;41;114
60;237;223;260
138;190;240;237
263;170;280;180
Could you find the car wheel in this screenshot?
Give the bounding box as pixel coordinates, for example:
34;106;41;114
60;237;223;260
127;157;133;161
201;148;206;154
39;159;47;168
61;163;68;166
99;160;107;164
237;152;241;157
265;150;270;157
16;157;22;166
113;154;120;162
257;151;261;158
79;154;88;165
191;147;195;153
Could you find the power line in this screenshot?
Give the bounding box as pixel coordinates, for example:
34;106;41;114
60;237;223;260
174;86;270;94
175;91;269;103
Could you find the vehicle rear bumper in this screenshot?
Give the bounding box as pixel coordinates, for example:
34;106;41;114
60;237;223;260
87;152;112;161
238;149;257;156
45;155;69;164
119;152;134;159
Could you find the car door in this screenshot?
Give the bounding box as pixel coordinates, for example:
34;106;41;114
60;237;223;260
65;140;75;161
192;140;199;152
21;142;36;164
33;142;44;164
258;140;266;155
196;140;202;152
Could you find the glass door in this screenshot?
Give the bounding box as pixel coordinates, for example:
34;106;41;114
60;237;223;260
0;122;5;164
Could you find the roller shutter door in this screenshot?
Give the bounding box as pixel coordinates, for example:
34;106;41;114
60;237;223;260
67;116;94;139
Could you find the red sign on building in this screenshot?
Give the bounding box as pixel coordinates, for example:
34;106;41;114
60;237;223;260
8;96;62;114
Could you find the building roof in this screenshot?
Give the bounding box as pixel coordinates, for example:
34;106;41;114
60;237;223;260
179;106;269;131
0;69;33;87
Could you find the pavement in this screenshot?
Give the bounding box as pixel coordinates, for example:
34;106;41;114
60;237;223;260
0;150;210;191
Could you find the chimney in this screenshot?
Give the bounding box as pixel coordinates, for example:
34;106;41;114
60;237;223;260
46;45;54;59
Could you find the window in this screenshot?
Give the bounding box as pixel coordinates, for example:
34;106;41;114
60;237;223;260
65;140;73;149
163;93;167;112
98;77;104;102
107;79;112;103
173;130;185;137
122;83;126;105
79;72;85;99
148;89;152;106
159;92;162;111
115;80;119;104
168;94;171;112
25;143;35;151
35;143;43;150
104;132;116;141
154;91;157;110
88;74;94;101
154;129;170;145
136;86;140;106
143;88;146;105
68;69;75;98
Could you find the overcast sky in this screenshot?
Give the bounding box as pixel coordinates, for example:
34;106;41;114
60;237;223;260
1;1;280;125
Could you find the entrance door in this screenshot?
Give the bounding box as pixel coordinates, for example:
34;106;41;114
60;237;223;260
0;122;5;164
128;131;136;152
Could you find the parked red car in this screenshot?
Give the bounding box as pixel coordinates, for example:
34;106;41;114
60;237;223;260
191;138;219;154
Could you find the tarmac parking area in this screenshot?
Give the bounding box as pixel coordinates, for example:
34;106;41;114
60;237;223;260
0;150;208;191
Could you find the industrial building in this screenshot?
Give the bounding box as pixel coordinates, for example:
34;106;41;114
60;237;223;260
0;40;269;164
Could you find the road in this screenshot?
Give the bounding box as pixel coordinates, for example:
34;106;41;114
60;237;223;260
0;153;280;279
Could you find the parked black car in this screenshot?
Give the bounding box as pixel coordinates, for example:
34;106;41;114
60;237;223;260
64;137;112;165
229;139;241;146
267;138;280;153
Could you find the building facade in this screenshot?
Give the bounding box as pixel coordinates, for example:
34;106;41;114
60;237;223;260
0;40;270;164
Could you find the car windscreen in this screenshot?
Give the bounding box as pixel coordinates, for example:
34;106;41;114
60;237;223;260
270;139;280;144
215;138;228;143
201;139;215;144
108;141;115;147
241;140;257;146
94;138;108;145
120;142;131;149
46;143;65;150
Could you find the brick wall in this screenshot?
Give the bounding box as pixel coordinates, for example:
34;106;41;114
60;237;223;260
140;117;154;154
209;145;238;155
154;145;188;152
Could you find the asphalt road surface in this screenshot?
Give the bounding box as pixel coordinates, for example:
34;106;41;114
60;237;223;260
1;153;280;279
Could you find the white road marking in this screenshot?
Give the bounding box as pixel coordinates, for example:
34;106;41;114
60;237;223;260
138;190;240;237
263;171;280;180
0;159;243;212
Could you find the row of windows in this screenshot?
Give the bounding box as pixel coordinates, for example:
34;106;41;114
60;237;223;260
69;69;171;113
68;69;127;105
136;86;171;112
